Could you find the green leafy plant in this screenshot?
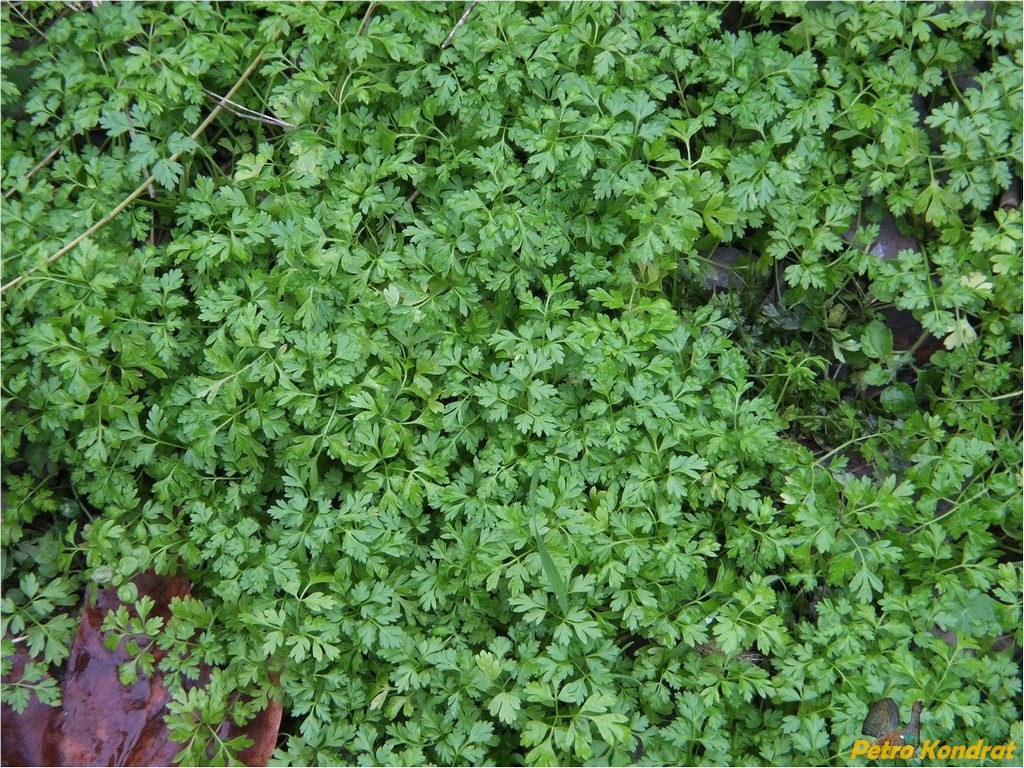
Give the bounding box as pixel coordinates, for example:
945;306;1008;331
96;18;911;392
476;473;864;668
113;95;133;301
101;594;164;686
2;2;1021;766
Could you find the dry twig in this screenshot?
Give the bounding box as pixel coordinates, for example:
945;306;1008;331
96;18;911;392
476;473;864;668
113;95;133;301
357;1;380;36
3;146;61;200
441;2;477;49
378;188;421;238
203;89;295;129
1;46;272;295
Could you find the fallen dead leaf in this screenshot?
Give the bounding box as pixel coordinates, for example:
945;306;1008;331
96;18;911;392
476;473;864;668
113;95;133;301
2;571;282;767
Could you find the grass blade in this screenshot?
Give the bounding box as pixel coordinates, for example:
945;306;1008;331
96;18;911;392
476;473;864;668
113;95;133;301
527;474;570;615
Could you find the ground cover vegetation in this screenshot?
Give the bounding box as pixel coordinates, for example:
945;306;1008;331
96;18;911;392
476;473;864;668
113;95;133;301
1;1;1021;765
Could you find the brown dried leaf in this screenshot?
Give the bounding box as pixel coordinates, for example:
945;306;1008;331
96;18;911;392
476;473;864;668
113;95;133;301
43;573;190;766
3;572;282;767
844;212;920;261
236;694;283;766
0;645;61;767
999;174;1022;210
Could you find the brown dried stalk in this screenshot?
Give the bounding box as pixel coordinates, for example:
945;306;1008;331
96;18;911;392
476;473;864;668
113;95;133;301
3;146;61;200
1;46;271;295
441;2;477;49
357;2;379;36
